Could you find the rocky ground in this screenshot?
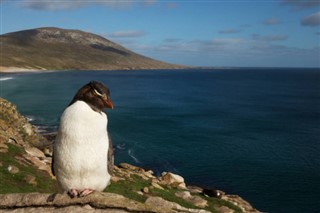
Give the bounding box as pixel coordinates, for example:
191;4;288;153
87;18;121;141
0;97;261;213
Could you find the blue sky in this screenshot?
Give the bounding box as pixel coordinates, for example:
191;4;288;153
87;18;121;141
1;0;320;68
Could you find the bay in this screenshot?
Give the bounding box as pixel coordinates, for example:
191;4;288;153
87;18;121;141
1;68;319;213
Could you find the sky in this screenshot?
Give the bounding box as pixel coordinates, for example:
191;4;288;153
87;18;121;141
1;0;320;68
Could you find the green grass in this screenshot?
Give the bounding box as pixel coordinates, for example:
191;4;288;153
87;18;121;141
104;175;148;203
0;142;243;212
105;173;243;212
0;143;54;194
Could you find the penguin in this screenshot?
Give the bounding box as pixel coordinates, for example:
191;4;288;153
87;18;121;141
52;81;113;198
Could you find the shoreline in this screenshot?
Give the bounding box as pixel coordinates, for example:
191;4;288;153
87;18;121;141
0;66;192;74
0;66;46;73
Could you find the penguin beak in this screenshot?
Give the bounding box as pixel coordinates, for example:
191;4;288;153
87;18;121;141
106;99;113;109
104;96;113;109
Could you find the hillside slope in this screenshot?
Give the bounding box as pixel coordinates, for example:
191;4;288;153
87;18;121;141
0;27;184;71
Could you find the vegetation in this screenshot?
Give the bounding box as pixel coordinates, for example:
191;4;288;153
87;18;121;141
105;173;242;213
0;143;54;194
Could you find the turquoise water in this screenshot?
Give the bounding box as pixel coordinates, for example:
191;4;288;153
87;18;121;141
1;68;319;212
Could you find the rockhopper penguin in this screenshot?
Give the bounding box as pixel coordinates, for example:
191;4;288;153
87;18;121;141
52;81;113;198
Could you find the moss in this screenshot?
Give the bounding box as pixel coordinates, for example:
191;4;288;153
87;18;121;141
200;194;243;213
150;187;198;209
105;173;243;212
0;143;54;194
104;175;147;203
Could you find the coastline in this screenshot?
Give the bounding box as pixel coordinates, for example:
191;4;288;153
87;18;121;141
0;66;46;73
0;66;191;74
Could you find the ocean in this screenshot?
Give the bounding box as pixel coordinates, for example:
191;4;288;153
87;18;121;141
1;68;319;213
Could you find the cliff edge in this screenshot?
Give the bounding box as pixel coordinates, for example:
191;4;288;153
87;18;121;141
0;98;260;213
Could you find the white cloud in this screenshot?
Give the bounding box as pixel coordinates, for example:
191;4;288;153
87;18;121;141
263;17;280;25
219;29;242;34
163;38;182;43
252;34;288;42
19;0;158;10
121;35;319;67
281;0;320;10
166;2;177;9
301;12;320;26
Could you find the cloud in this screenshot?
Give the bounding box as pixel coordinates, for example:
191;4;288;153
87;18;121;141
263;17;280;25
166;2;177;9
142;0;157;6
19;0;86;10
281;0;320;10
19;0;157;10
301;12;320;26
252;34;288;42
109;30;146;38
128;36;319;67
163;38;182;43
219;29;242;34
211;38;244;45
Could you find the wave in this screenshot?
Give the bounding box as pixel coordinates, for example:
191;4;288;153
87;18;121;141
26;116;35;122
128;149;140;164
0;77;14;81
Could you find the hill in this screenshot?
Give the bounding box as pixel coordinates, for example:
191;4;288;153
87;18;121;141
0;27;185;72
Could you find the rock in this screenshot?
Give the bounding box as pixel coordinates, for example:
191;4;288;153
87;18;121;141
160;172;187;189
25;147;46;159
23;123;33;136
177;182;187;190
151;182;164;190
0;146;8;153
7;165;19;174
24;175;37;186
175;191;208;208
175;191;191;200
118;163;144;172
222;194;260;213
187;185;203;194
214;206;235;213
0;192;212;213
0;192;154;212
43;147;53;157
144;170;155;179
111;176;125;183
189;196;208;208
145;196;210;213
136;191;144;196
0;98;48;148
142;187;149;194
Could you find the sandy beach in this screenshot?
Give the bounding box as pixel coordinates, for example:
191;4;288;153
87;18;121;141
0;66;46;73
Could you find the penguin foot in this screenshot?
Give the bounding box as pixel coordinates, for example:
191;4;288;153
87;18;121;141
79;189;94;197
67;189;79;198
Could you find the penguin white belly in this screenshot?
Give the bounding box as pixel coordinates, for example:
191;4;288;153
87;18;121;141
54;101;110;192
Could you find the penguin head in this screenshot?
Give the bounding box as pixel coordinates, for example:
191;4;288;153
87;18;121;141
69;81;113;112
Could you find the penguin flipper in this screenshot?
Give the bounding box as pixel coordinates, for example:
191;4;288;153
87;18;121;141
107;133;114;175
51;151;55;176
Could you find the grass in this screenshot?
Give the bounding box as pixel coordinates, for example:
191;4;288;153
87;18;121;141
104;175;148;203
0;142;242;212
0;143;54;194
105;173;243;213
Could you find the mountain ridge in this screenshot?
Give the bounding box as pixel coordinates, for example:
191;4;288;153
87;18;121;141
0;27;186;72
